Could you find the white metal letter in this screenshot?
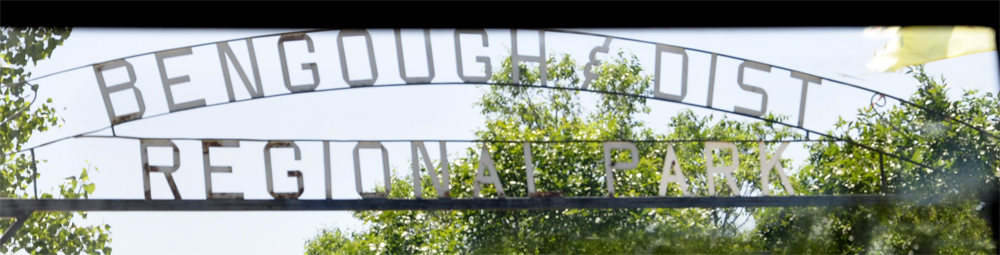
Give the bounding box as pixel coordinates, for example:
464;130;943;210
510;29;546;86
217;39;264;102
789;71;821;128
706;54;718;108
156;47;206;112
581;37;612;90
603;141;639;197
474;144;505;198
653;44;688;102
658;146;689;196
395;29;435;84
354;142;391;198
278;33;320;93
338;29;379;87
411;141;451;198
263;141;305;199
140;139;181;200
734;61;770;117
704;142;741;196
454;29;492;83
760;142;795;196
203;140;242;199
524;143;536;194
323;141;332;200
95;60;145;125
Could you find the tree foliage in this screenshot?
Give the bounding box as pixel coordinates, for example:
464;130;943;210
304;49;997;254
755;65;999;254
1;27;113;255
305;51;801;254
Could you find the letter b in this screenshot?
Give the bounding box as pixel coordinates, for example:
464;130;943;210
94;60;145;125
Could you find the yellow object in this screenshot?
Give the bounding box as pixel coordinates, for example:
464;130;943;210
867;26;997;72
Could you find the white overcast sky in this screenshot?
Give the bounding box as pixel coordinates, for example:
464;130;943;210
8;27;999;255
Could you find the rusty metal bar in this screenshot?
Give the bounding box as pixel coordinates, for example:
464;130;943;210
0;195;947;218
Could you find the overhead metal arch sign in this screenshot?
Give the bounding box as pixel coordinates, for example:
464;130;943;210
92;29;827;127
3;28;962;227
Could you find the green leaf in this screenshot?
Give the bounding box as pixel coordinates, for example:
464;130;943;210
1;27;111;255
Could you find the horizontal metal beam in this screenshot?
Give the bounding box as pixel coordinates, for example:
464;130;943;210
0;195;948;217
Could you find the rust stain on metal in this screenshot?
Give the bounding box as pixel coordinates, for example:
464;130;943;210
142;163;151;200
280;33;308;41
202;140;223;154
272;141;294;147
114;115;133;124
93;59;127;72
530;191;563;198
270;192;300;200
360;192;388;199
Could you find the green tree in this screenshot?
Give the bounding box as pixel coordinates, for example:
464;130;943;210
1;27;113;255
305;51;799;254
305;51;997;255
754;65;999;254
